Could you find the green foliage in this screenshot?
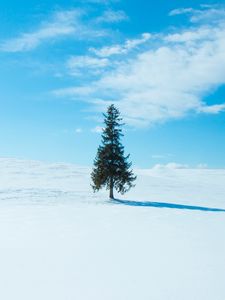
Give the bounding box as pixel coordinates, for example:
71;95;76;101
91;104;136;198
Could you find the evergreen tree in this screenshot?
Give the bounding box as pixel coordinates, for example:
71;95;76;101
91;104;136;199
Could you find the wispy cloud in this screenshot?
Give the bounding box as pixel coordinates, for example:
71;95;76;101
0;10;83;52
169;5;225;23
169;8;194;17
152;162;208;169
67;55;109;76
95;9;128;23
54;6;225;127
0;7;122;53
91;126;104;133
153;163;189;170
75;128;83;134
54;86;96;97
89;33;151;57
198;104;225;114
165;27;213;43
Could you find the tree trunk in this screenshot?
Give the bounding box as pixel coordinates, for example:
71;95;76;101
109;177;114;199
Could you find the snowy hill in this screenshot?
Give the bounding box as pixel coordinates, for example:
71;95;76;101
0;158;224;300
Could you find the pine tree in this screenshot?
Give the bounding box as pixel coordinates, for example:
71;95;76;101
91;104;136;199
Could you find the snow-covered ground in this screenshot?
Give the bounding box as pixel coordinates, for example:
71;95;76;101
0;158;225;300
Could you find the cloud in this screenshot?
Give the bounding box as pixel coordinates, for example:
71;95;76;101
0;9;111;53
198;104;225;114
165;27;214;43
67;55;109;76
53;5;225;127
53;86;95;97
91;126;104;133
152;162;208;169
153;163;189;170
169;8;194;17
169;5;225;23
75;128;83;134
0;10;82;52
95;9;128;23
0;6;128;53
90;33;151;57
59;40;225;126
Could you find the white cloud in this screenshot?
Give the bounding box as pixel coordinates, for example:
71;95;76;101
90;33;151;57
0;7;128;53
198;104;225;114
152;163;189;170
152;162;209;169
169;5;225;23
91;45;123;57
190;7;225;23
169;8;194;17
53;86;95;97
72;39;225;126
165;27;214;43
0;9;108;52
0;10;81;52
54;6;225;127
91;126;104;133
95;9;128;23
67;55;109;75
75;128;83;134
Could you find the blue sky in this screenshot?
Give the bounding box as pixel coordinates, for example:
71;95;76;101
0;0;225;168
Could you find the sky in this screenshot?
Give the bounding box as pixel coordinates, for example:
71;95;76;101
0;0;225;168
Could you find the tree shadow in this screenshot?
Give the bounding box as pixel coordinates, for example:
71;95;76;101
112;199;225;213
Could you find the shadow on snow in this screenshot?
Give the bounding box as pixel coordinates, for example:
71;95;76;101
112;199;225;213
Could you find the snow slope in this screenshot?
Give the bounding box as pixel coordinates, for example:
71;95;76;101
0;158;224;300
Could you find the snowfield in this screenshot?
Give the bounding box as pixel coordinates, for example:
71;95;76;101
0;158;225;300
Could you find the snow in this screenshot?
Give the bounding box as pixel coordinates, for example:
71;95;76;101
0;158;225;300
